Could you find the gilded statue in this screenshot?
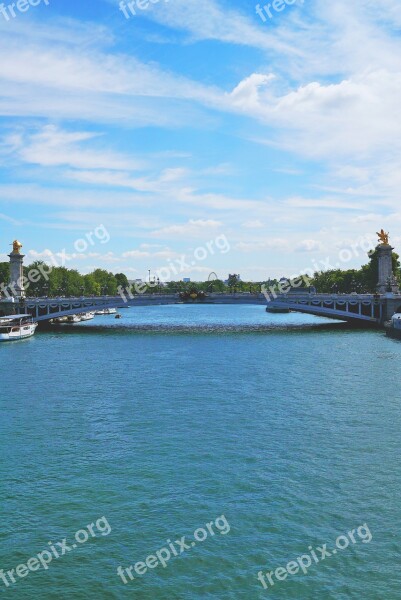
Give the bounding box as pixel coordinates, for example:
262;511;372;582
376;229;389;245
12;240;23;254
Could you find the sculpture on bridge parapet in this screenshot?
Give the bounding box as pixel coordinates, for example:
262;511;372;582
8;240;25;298
376;229;390;246
375;229;399;294
11;240;23;254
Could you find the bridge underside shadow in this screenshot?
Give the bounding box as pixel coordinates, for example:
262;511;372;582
267;298;382;327
17;293;267;322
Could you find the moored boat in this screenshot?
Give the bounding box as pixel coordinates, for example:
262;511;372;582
0;314;37;342
385;313;401;339
67;314;82;323
55;316;68;323
79;312;95;321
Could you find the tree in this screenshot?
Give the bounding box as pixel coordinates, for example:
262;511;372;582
312;269;361;293
90;269;118;295
0;262;9;287
83;274;101;296
311;249;401;293
115;273;129;289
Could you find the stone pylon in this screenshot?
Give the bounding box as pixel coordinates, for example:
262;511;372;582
8;240;26;299
376;243;395;294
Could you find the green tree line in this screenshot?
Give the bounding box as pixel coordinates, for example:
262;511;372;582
0;248;400;297
0;261;129;297
310;249;401;293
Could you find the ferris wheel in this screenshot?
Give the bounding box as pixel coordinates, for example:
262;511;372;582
207;272;219;291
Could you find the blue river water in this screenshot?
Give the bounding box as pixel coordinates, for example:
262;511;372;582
1;304;401;599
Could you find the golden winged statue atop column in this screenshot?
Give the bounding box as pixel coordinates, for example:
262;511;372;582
376;229;389;245
12;240;23;253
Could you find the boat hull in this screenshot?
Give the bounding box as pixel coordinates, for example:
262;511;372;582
67;315;81;323
386;313;401;339
0;323;37;341
386;326;401;340
79;312;95;321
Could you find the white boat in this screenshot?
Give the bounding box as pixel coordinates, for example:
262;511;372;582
386;313;401;339
0;314;38;342
67;314;81;323
79;312;95;321
95;308;117;315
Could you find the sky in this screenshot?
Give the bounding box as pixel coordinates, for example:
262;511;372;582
1;0;401;281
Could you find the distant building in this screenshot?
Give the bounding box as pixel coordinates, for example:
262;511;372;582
183;278;191;283
225;274;241;284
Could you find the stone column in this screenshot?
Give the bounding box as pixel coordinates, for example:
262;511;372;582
376;243;394;294
8;243;26;299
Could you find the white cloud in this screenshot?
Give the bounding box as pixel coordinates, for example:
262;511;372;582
295;239;322;253
114;0;299;54
122;247;179;260
0;212;21;225
236;239;289;252
0;16;220;126
3;125;144;170
151;219;223;238
229;74;275;110
227;70;401;161
242;220;264;229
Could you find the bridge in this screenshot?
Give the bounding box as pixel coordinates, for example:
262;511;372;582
0;290;399;328
4;292;267;322
265;292;389;326
1;233;401;328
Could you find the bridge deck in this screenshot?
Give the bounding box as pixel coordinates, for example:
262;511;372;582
266;293;385;325
16;293;266;322
0;291;396;327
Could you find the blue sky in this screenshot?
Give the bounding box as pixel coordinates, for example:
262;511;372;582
1;0;401;281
